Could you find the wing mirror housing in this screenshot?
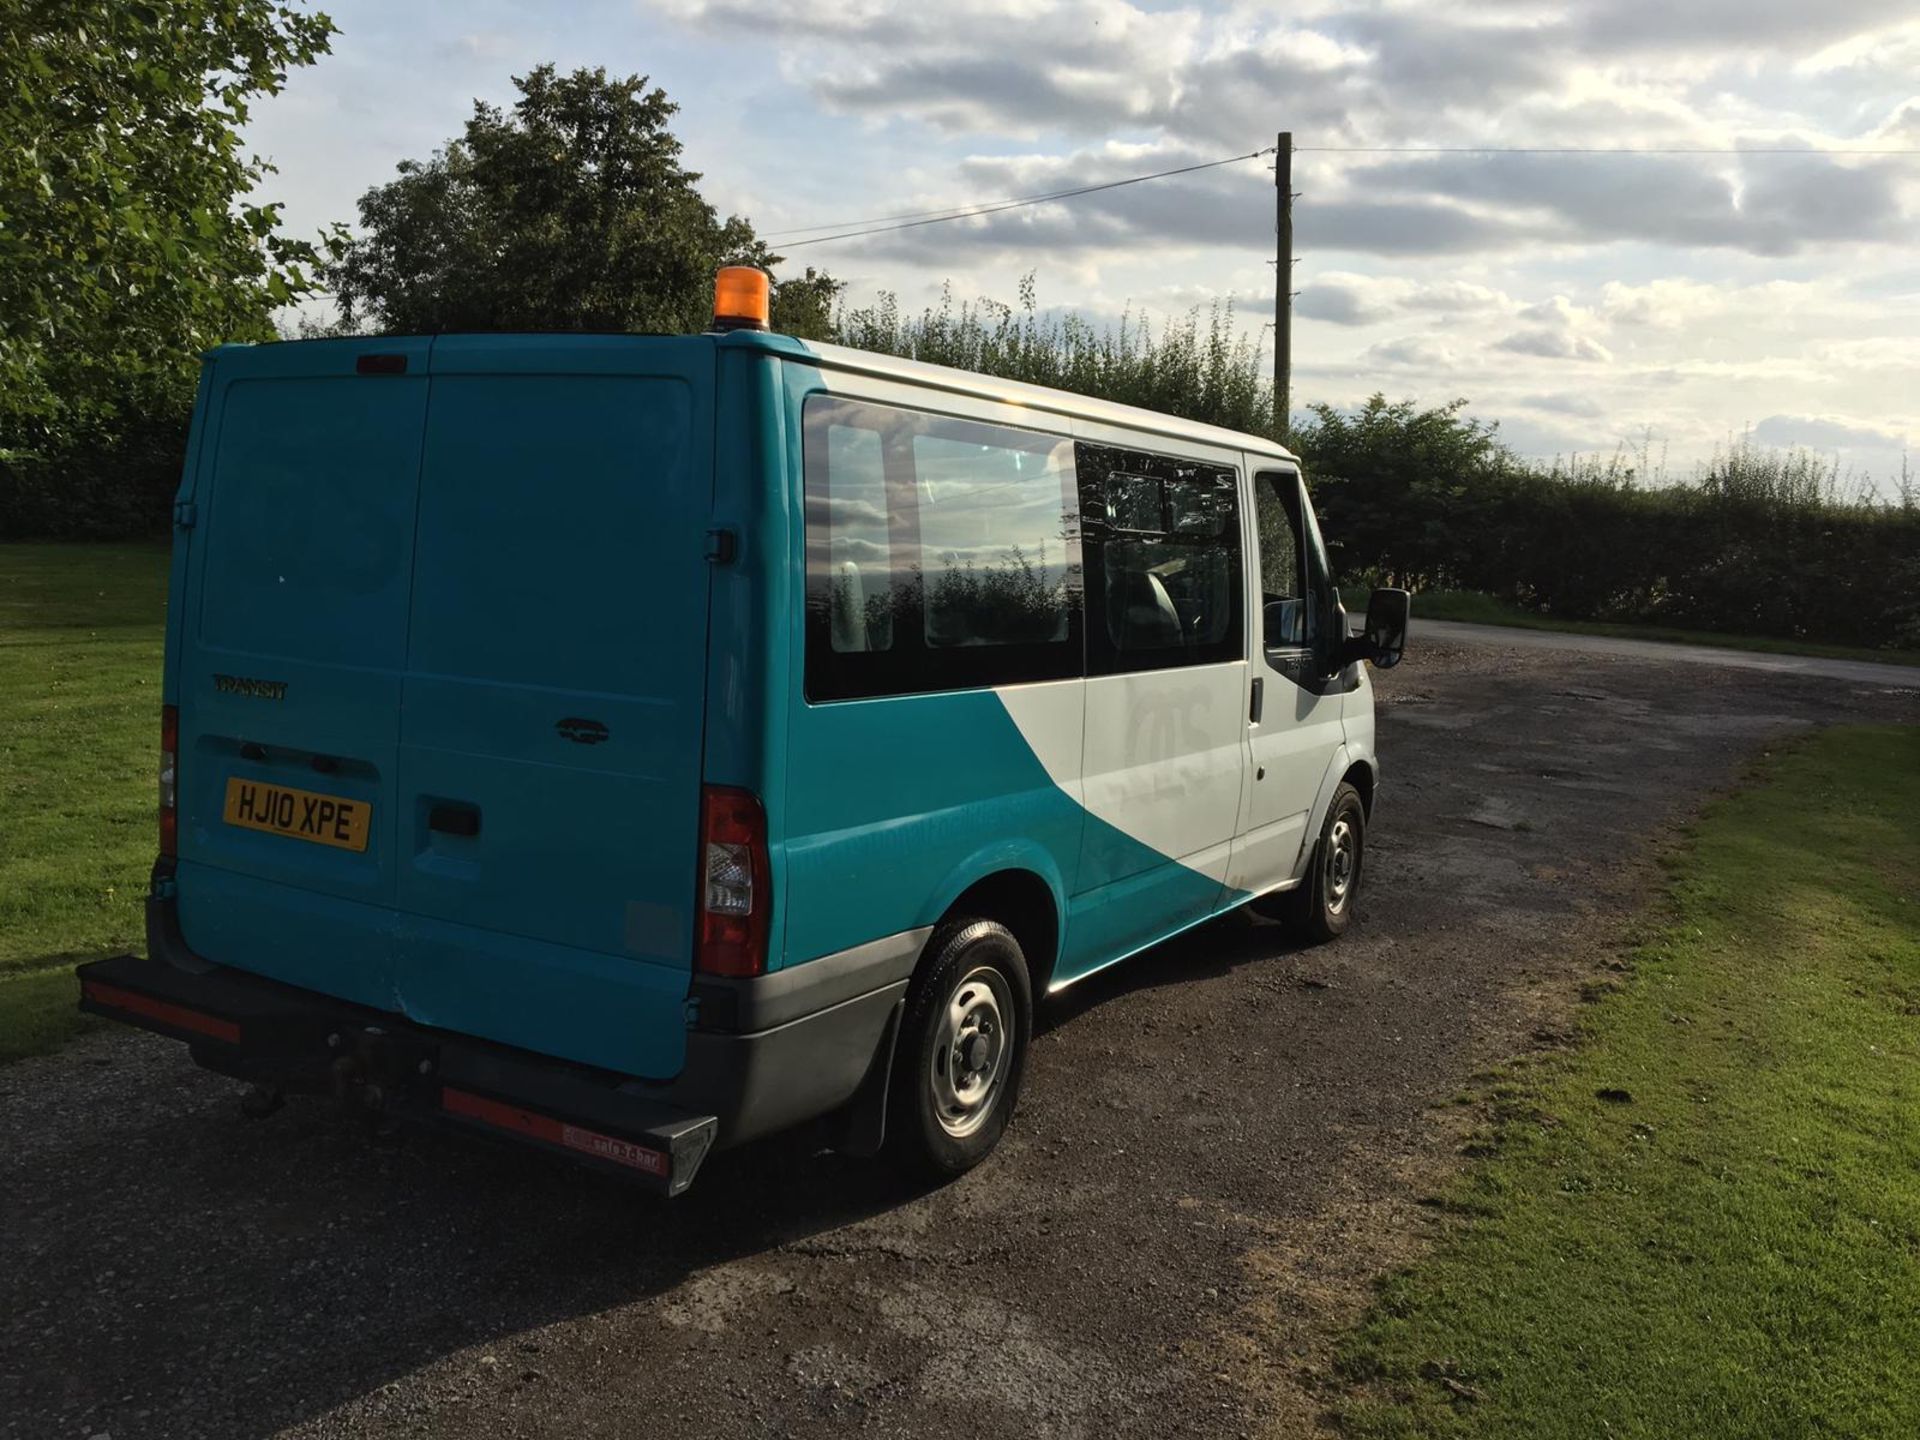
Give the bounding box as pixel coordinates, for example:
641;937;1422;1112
1340;587;1410;670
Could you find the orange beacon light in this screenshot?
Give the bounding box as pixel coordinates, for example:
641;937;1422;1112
712;267;771;332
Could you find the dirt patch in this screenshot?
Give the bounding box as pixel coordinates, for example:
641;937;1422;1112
3;636;1915;1440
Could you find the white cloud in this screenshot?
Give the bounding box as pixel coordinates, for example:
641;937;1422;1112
656;1;1918;261
1298;272;1515;326
1494;297;1613;361
1875;98;1920;144
1519;392;1608;418
1495;329;1615;363
1599;279;1736;329
1750;414;1912;450
1366;335;1462;368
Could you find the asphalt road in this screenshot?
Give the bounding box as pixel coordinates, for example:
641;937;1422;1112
1411;616;1920;688
5;634;1917;1440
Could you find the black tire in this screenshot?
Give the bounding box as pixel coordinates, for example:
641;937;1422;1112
1268;781;1366;943
888;917;1032;1179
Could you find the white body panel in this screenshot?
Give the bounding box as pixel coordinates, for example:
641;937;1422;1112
1077;662;1246;890
996;680;1086;791
1230;662;1352;895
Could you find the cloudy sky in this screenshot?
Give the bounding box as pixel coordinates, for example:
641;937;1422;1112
247;0;1920;492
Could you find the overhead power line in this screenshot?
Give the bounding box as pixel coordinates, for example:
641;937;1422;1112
768;146;1276;250
763;139;1920;252
1298;144;1920;155
763;181;1176;239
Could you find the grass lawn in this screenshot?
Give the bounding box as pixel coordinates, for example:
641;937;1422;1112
1340;587;1920;668
0;541;170;1062
1334;725;1920;1438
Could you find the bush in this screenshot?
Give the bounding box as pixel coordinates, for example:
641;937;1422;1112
835;276;1273;437
0;393;191;540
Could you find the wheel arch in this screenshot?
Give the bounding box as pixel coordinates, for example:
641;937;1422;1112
931;866;1062;1000
1342;756;1377;816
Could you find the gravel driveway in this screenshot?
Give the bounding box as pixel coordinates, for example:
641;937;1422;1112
6;635;1916;1440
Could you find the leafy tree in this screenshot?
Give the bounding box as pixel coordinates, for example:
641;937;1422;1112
330;65;838;339
1292;395;1515;588
0;0;340;463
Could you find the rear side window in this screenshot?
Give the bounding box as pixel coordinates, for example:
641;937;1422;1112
822;423;892;654
804;396;1081;701
1077;443;1243;674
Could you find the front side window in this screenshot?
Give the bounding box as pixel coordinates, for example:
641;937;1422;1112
1077;443;1242;674
804;396;1080;701
1253;470;1312;651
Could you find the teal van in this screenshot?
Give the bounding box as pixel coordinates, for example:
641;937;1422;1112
79;271;1408;1195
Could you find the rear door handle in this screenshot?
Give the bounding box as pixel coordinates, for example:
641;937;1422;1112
1249;676;1264;724
427;803;480;838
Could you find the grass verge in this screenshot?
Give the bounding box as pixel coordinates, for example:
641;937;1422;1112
1333;724;1920;1438
0;541;170;1062
1340;587;1920;668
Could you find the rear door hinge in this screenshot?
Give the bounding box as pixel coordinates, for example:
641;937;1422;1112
705;527;738;564
173;501;198;529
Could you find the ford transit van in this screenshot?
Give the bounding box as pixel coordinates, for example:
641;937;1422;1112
79;270;1409;1194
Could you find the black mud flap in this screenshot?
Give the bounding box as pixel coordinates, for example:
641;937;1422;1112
828;998;903;1159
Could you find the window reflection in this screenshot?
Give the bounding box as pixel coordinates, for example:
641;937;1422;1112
803;397;1082;700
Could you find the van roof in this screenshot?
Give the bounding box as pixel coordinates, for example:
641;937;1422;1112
216;332;1300;465
773;335;1301;464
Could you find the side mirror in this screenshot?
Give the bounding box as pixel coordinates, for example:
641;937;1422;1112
1340;587;1410;670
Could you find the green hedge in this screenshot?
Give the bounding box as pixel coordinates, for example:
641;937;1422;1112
1301;399;1920;651
0;408;190;541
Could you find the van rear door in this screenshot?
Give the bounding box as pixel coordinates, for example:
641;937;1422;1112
175;338;432;915
173;335;715;1079
390;337;715;1074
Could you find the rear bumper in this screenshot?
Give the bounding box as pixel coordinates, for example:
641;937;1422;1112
79;887;918;1195
79;947;725;1195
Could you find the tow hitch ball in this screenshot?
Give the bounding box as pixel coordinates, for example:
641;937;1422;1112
237;1026;435;1123
325;1026;431;1121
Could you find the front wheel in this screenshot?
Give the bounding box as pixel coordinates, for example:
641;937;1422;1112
889;918;1032;1179
1263;782;1366;943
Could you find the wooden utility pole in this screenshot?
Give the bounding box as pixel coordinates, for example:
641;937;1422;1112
1274;130;1293;439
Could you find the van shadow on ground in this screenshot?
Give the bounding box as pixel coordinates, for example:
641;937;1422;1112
8;908;1307;1440
1038;905;1313;1033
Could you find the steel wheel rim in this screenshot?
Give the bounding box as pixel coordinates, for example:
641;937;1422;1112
929;964;1013;1139
1325;816;1358;914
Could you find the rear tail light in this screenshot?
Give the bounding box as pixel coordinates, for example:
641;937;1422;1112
696;785;769;977
159;704;179;858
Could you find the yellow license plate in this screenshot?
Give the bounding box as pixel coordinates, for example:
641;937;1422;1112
223;777;372;852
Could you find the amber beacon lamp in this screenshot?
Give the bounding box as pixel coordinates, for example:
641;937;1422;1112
712;266;772;332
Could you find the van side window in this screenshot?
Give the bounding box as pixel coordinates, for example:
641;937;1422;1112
1077;443;1242;675
803;396;1081;702
823;423;893;653
1254;470;1313;651
911;434;1073;649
